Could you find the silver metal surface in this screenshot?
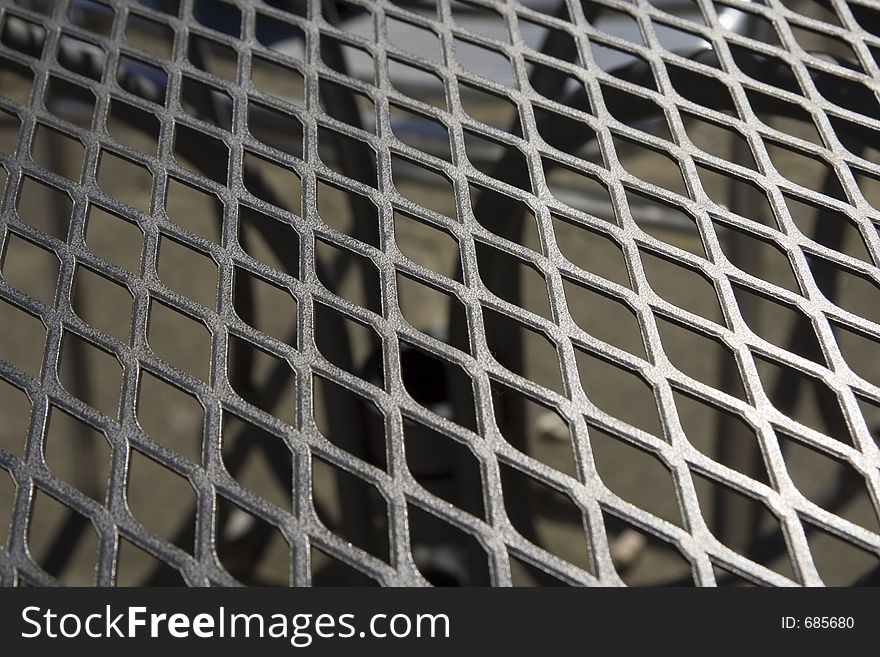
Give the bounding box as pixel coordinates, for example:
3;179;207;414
1;0;880;586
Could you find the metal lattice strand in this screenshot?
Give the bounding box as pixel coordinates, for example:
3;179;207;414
0;0;880;587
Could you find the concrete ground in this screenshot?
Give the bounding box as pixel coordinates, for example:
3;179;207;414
1;51;879;586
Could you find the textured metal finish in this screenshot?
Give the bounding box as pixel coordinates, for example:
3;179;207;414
1;0;880;586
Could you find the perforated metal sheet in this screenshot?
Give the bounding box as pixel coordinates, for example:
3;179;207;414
1;0;880;587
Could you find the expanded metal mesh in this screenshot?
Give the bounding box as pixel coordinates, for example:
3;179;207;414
1;0;880;586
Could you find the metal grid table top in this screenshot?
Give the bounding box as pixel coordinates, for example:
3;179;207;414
1;0;880;587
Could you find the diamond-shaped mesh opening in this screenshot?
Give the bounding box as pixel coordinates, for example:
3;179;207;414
2;0;880;588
